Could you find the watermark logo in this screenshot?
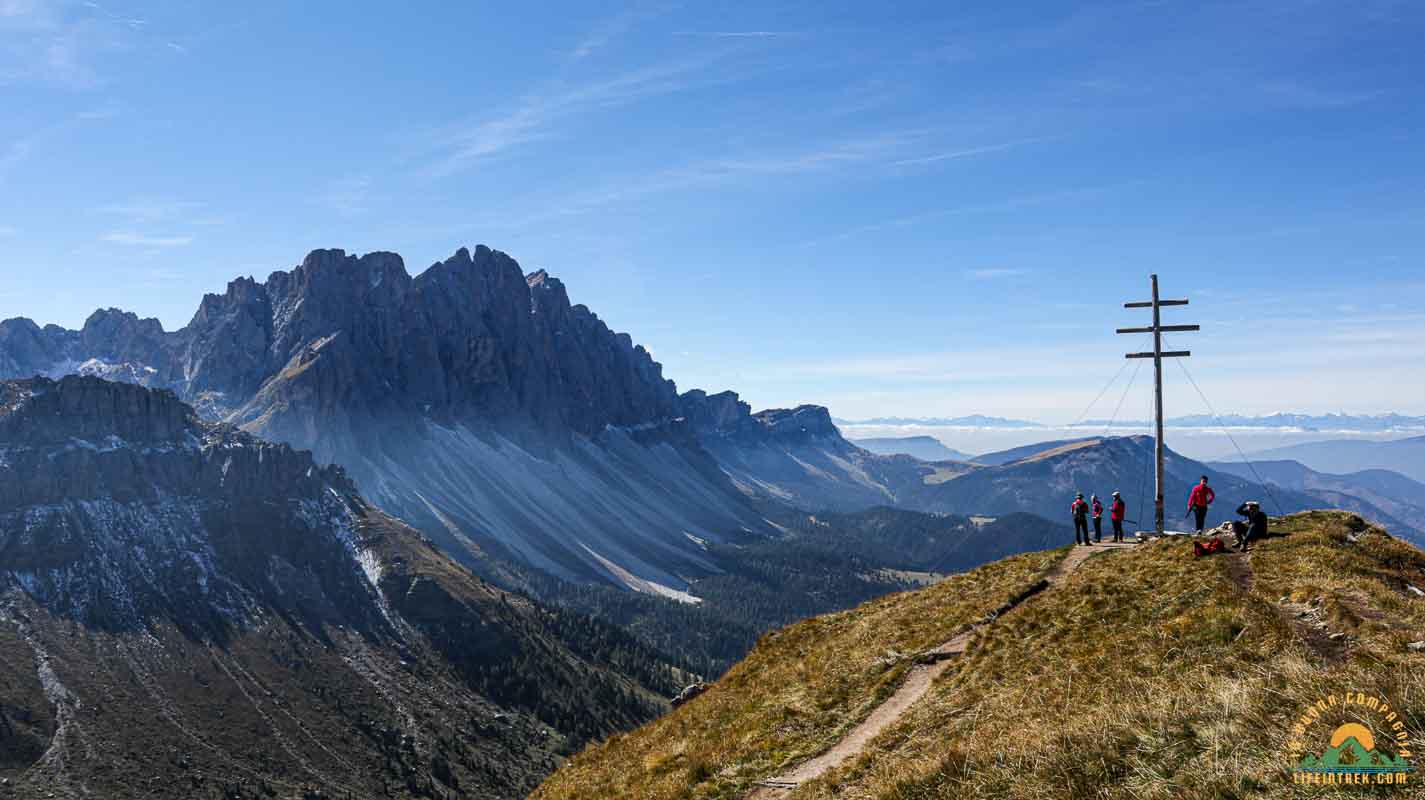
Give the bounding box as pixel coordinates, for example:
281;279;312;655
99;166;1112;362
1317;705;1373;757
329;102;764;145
1289;691;1412;787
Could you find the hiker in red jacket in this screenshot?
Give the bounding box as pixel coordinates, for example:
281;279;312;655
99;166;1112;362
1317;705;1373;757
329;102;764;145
1071;493;1092;546
1091;495;1104;543
1110;491;1126;542
1187;475;1215;534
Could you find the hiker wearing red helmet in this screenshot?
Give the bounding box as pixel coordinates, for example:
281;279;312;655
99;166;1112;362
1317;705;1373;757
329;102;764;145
1110;491;1126;542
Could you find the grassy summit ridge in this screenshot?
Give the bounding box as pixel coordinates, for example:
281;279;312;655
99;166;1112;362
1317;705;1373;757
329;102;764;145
535;512;1425;799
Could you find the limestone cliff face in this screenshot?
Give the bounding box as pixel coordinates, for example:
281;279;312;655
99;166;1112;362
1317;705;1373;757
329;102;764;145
0;248;761;595
677;388;923;511
0;247;679;440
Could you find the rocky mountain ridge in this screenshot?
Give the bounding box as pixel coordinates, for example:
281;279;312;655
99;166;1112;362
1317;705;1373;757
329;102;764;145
0;247;769;598
0;375;686;798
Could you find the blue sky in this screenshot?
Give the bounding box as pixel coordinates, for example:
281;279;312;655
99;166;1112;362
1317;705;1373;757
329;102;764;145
2;1;1424;422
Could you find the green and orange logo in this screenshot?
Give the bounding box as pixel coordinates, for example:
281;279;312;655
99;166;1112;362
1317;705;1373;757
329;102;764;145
1289;691;1413;786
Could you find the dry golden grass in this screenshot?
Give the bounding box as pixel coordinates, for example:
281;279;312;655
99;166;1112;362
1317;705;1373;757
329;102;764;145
535;512;1425;799
533;549;1068;799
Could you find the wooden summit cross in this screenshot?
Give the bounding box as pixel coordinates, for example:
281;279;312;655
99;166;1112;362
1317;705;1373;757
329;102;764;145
1118;275;1199;536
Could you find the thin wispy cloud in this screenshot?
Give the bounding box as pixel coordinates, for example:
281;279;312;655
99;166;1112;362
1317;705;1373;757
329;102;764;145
1259;80;1382;110
894;138;1047;167
673;31;793;39
1;0;107;88
488;130;931;228
98;198;206;223
569;8;653;60
966;267;1028;280
798;182;1131;249
101;231;193;247
1;1;191;87
425;56;728;177
0;108;113;181
0;136;34;174
312;175;372;216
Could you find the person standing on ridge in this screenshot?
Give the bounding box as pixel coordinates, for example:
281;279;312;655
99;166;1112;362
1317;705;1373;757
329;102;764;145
1091;494;1104;543
1187;475;1215;534
1071;493;1092;546
1110;491;1126;542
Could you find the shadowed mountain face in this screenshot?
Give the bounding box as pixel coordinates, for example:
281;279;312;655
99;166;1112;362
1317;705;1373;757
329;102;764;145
0;376;686;798
1251;436;1425;484
0;247;769;599
678;390;935;512
1210;459;1425;545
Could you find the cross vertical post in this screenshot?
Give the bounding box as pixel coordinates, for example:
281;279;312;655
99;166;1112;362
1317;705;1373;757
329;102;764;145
1119;275;1198;536
1152;275;1165;535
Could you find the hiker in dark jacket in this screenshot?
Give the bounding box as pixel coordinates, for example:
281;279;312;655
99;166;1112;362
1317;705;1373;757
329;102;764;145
1071;493;1092;546
1091;495;1104;543
1110;491;1126;542
1233;501;1268;551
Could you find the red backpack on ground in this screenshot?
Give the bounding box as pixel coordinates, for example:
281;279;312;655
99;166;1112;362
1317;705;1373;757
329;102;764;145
1193;537;1227;557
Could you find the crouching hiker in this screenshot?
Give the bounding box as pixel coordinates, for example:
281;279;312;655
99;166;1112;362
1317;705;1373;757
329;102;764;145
1072;493;1092;546
1110;491;1126;542
1232;501;1268;551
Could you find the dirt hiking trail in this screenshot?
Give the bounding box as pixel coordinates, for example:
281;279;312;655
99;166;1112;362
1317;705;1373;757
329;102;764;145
748;540;1135;799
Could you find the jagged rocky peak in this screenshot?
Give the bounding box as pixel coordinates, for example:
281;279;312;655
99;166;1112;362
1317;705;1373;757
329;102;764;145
0;317;70;376
0;375;192;445
290;247;413;300
0;375;368;636
78;307;167;361
0;375;348;511
2;243;683;437
680;389;753;434
754;404;840;439
527;268;574;317
679;390;839;441
418;244;528;302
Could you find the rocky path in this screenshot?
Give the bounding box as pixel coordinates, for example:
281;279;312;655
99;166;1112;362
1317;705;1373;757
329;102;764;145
747;541;1135;799
1225;550;1254;592
1225;544;1349;663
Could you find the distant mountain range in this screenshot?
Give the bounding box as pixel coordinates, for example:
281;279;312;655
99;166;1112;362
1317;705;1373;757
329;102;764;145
1248;436;1425;484
835;412;1425;432
1075;413;1425;431
834;415;1044;428
690;423;1424;546
1210;458;1425;537
850;435;973;461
